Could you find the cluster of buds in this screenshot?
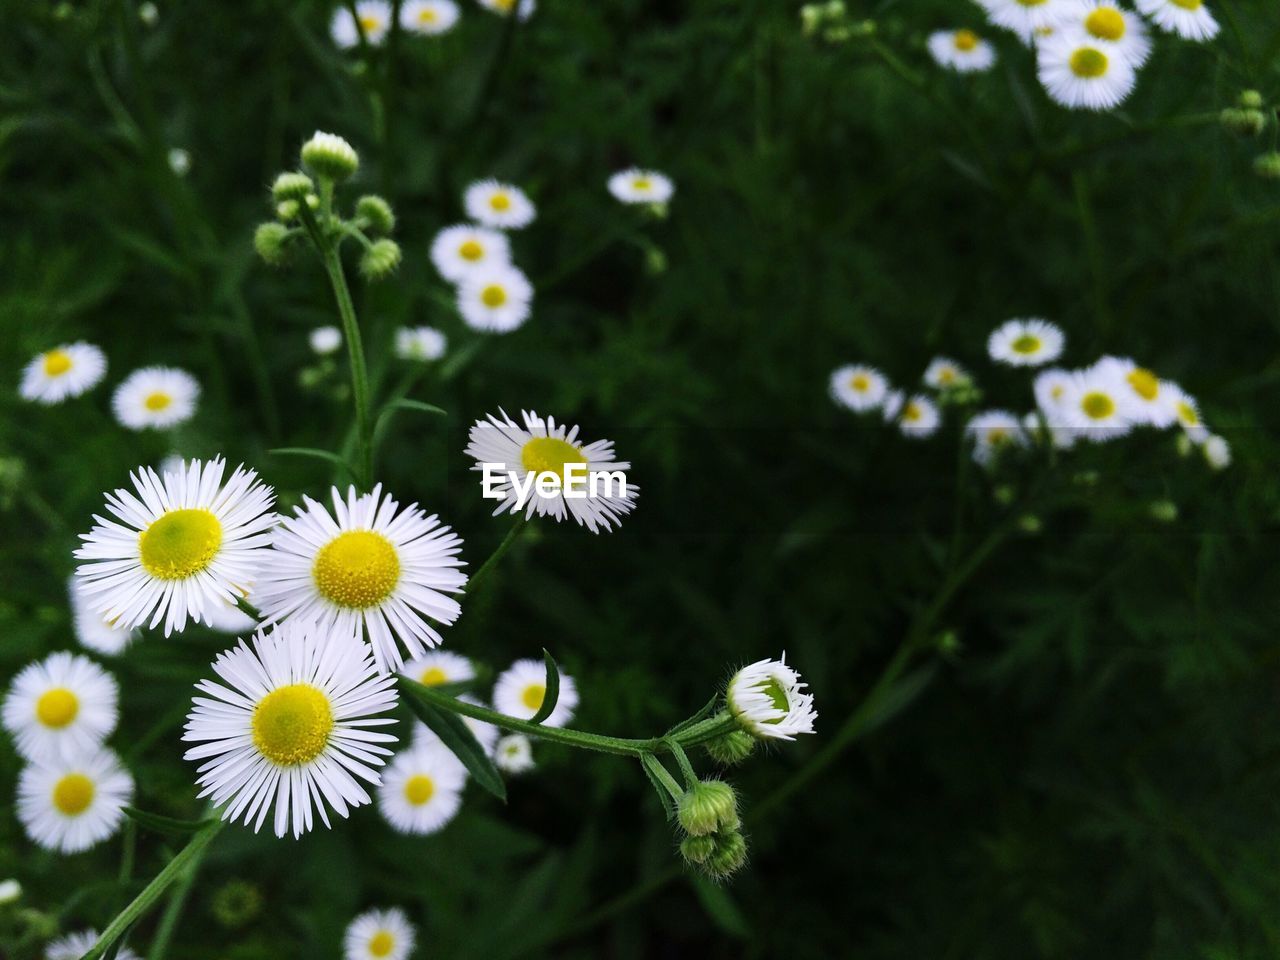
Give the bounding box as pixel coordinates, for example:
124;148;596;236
678;779;748;880
1220;90;1270;138
799;0;874;44
254;131;402;279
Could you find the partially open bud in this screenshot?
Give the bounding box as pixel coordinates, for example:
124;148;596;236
704;729;755;766
360;238;402;280
253;222;292;266
272;171;315;203
678;780;740;837
679;834;717;865
705;829;748;880
1220;107;1266;137
356;195;396;235
726;655;817;741
1254;152;1280;181
301;131;359;182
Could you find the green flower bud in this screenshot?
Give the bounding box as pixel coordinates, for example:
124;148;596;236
360;238;402;280
992;484;1015;506
301;131;359;182
1148;499;1178;523
272;171;315;203
254;222;292;266
356;195;396;234
644;245;668;275
679;834;717;865
704;730;756;766
276;199;300;221
1253;152;1280;180
705;829;748;880
1220;107;1266;137
1239;89;1264;109
1017;514;1042;534
678;780;739;837
935;629;962;655
211;880;262;929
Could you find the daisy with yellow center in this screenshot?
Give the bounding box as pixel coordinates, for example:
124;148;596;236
726;655;817;741
493;657;579;727
476;0;535;20
1160;383;1210;442
331;0;392;48
927;28;997;72
1037;33;1137;110
1070;1;1153;65
457;263;534;333
401;650;475;689
1091;356;1175;427
394;326;447;361
465;409;638;532
830;363;890;412
3;652;119;762
1032;367;1078;448
183;622;398;839
18;746;133;853
967;410;1028;465
463;179;536;229
112;366;200;430
607;167;676;205
75;458;276;636
897;394;942;438
430;223;512;282
1134;0;1218;39
399;0;459;35
1059;368;1137;441
344;908;416;960
988;318;1065;367
494;733;535;774
254;484;467;674
19;341;107;404
377;740;466;835
924;356;971;390
977;0;1078;39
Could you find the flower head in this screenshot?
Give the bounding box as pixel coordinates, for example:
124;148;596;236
3;652;119;761
923;357;971;390
1090;356;1175;427
726;655;817;740
967;409;1028;465
1161;383;1210;442
301;131;360;182
896;394;942;438
1037;34;1136;110
493;657;579;727
494;733;535;773
476;0;535;20
394;326;447;361
1057;367;1137;441
18;746;133;853
344;908;416;960
830;364;889;412
377;740;466;834
401;650;475;688
112;366;200;430
1202;434;1231;470
400;0;460;34
332;1;392;48
430;223;512;282
987;318;1064;367
607;168;676;205
46;930;140;960
1068;1;1153;65
463;179;536;229
1134;0;1218;40
310;326;342;356
976;0;1079;40
927;29;997;72
20;342;107;404
457;263;534;333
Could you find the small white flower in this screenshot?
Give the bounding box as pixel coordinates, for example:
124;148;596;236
1058;367;1137;442
1201;434;1231;470
310;326;342;356
1090;356;1175;427
493;658;579;727
494;734;535;774
1032;368;1077;448
3;652;119;762
46;929;140;960
726;654;817;741
113;366;200;430
332;0;392;48
402;650;475;688
168;147;192;176
457;263;534;333
897;394;942;438
430;223;512;282
977;0;1080;39
463;179;536;230
0;879;20;904
923;356;970;390
1134;0;1218;39
18;746;133;853
967;409;1028;465
400;0;460;34
476;0;535;20
1067;1;1153;65
1161;383;1210;442
395;326;448;360
830;364;889;412
607;168;676;204
20;342;107;405
69;577;139;656
377;740;466;835
343;908;416;960
988;318;1065;367
1037;34;1137;110
927;29;997;72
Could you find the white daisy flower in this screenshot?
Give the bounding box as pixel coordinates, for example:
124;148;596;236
332;0;392;48
429;223;512;282
977;0;1079;38
830;364;889;412
1134;0;1218;39
400;0;460;34
377;740;466;835
987;318;1065;367
493;658;579;727
967;410;1028;465
1069;1;1153;65
182;621;399;839
726;654;817;741
112;366;200;431
3;652;119;762
607;168;676;205
1031;368;1078;448
456;263;533;333
1090;356;1176;427
343;908;416;960
394;326;447;361
402;650;475;688
494;733;534;774
1202;434;1231;470
463;179;536;230
19;342;107;404
0;880;19;904
1058;367;1137;442
897;395;942;438
310;326;342;356
476;0;535;20
1037;33;1137;110
69;577;139;656
46;930;140;960
74;458;276;637
254;484;467;674
1161;383;1210;442
927;29;997;72
464;409;637;532
923;356;970;390
18;746;133;853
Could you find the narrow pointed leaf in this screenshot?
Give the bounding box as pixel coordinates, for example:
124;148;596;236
268;447;355;478
528;648;561;725
398;677;507;802
123;806;214;836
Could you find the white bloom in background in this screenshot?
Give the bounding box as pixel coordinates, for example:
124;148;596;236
967;410;1027;465
1202;434;1231;470
463;179;536;230
20;342;107;404
400;0;460;34
880;389;905;422
75;459;276;636
1091;356;1175;427
1134;0;1218;39
395;326;448;361
494;733;535;774
202;594;259;634
977;0;1078;39
1068;1;1153;66
69;577;139;656
988;318;1064;367
897;395;942;438
255;484;467;674
457;263;533;333
0;879;20;904
829;364;889;412
1037;34;1137;110
402;650;475;688
18;746;134;853
607;168;676;204
415;701;499;754
476;0;535;20
923;357;970;390
430;224;512;282
343;907;416;960
377;741;466;835
168;148;192;176
927;29;997;72
1033;367;1073;418
3;652;119;762
112;366;200;430
465;409;638;531
332;0;392;48
726;654;817;741
182;622;399;839
1058;368;1136;441
1161;383;1210;442
47;930;140;960
137;2;159;26
493;658;579;727
310;326;342;356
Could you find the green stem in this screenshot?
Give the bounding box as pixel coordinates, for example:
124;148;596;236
465;514;530;595
320;243;374;488
641;754;686;802
664;739;699;789
145;838;209;960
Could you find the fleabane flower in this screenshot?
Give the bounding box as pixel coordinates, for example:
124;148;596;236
46;930;140;960
476;0;535;20
463;179;536;229
402;650;475;688
924;357;971;390
395;326;447;361
254;484;467;674
182;621;399;839
113;366;200;430
457;263;533;333
1058;368;1137;442
830;364;889;412
1202;434;1231;470
1161;383;1210;442
493;658;579;727
19;342;107;404
400;0;460;34
464;409;637;531
377;740;466;835
897;394;942;438
988;318;1064;367
3;652;119;762
977;0;1079;39
726;654;817;741
75;458;276;636
310;326;342;356
1032;368;1077;448
429;223;512;282
1091;356;1175;427
967;409;1027;465
69;577;139;656
332;1;392;48
1134;0;1218;39
607;168;676;205
494;734;534;773
927;29;997;72
1037;34;1137;110
1068;1;1153;66
18;746;133;853
344;908;415;960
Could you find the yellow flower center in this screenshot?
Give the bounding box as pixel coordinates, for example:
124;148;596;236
632;177;652;191
1051;385;1065;400
1169;0;1201;8
489;192;512;211
987;428;1009;445
953;29;979;51
418;7;439;22
1085;8;1126;40
404;774;435;806
369;932;396;957
1016;0;1047;6
144;391;173;411
1069;47;1109;79
520;437;587;482
360;14;383;32
521;684;546;711
937;367;956;384
459;239;484;261
1177;401;1199;425
420;666;448;686
850;374;871;392
139;508;223;580
903;403;922;422
312;530;401;609
480;284;507;308
43;350;73;376
1011;334;1041;354
1127;368;1159;400
251;684;334;766
53;773;95;815
1081;392;1115;420
36;688;80;728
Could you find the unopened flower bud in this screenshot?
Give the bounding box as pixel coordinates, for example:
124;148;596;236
276;199;300;221
356;195;396;234
1239;89;1264;109
253;222;292;266
1220;107;1266;137
680;834;717;865
272;171;315;203
704;729;755;766
644;245;668;275
705;829;748;879
360;238;402;280
301;131;359;182
1253;152;1280;180
1148;499;1178;523
678;780;739;837
992;484;1015;505
1017;514;1041;534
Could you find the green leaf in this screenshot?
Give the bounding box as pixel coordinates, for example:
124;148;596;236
691;876;751;938
398;677;507;802
528;648;561;725
664;695;721;737
123;806;215;836
387;398;447;417
268;447;355;478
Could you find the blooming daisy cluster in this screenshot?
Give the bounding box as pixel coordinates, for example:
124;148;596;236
331;0;461;47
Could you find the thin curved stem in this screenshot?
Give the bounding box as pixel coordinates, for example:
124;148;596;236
465;513;529;595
